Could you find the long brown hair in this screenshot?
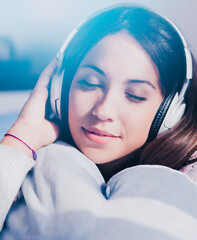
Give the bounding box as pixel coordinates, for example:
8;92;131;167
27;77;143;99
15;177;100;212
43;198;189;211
59;5;197;172
139;56;197;169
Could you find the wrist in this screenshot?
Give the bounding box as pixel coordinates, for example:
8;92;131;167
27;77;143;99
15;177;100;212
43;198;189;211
4;134;37;160
0;120;42;158
5;120;42;151
1;135;34;159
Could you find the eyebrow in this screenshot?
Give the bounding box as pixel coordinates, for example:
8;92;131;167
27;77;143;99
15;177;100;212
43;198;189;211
80;64;156;90
80;64;106;76
127;79;156;90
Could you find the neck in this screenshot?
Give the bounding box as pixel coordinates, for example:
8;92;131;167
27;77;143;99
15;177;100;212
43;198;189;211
96;150;140;182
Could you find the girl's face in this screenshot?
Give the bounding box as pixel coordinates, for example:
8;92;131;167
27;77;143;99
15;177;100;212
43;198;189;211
69;32;163;164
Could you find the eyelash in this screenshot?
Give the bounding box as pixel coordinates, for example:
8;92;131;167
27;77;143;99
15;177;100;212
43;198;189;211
76;79;146;103
125;92;147;103
76;79;103;90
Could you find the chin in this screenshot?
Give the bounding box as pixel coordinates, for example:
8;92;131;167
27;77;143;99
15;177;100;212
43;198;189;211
82;149;124;165
81;150;112;164
87;155;113;164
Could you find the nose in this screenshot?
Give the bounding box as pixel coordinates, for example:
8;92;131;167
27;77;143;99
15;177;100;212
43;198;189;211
91;89;117;122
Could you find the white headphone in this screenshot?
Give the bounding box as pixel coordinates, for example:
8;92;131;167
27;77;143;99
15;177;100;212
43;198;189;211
148;14;192;140
50;24;82;119
49;6;193;140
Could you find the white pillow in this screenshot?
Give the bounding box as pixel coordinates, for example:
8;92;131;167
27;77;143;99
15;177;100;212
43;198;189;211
3;142;197;240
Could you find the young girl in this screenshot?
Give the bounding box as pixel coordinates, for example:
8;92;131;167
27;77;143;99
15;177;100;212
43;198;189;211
0;4;197;239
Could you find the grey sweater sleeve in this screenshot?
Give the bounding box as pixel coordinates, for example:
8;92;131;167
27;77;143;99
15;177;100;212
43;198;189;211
0;144;35;231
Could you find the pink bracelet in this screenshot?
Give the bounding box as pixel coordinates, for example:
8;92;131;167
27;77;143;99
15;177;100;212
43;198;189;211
4;133;37;160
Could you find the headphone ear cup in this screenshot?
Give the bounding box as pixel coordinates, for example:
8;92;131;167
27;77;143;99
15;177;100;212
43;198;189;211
147;90;187;142
50;69;65;119
147;92;175;142
158;93;186;134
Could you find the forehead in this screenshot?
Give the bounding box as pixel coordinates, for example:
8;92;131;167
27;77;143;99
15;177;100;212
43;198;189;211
78;32;159;86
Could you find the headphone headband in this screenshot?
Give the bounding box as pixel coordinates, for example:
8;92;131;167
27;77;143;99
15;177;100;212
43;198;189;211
50;5;193;140
159;13;193;81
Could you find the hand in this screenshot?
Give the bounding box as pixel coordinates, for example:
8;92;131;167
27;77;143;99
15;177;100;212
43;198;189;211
1;58;60;155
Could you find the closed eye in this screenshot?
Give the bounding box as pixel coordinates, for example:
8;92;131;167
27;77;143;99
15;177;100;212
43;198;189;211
76;79;103;90
125;92;147;103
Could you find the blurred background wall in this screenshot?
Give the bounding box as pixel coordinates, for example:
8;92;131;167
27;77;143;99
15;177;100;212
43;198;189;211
0;0;196;90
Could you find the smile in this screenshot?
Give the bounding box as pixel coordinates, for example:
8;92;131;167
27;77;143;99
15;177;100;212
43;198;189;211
81;127;120;145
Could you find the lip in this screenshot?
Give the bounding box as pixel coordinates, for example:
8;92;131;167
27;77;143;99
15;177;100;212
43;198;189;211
81;126;120;145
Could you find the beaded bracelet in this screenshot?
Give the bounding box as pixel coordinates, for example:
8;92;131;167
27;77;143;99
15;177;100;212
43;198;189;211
4;133;37;160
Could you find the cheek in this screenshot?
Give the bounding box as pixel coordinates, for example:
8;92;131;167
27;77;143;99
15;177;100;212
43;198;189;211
69;89;98;121
122;103;161;140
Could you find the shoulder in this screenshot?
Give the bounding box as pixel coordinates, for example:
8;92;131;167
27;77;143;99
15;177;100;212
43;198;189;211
36;141;82;161
34;141;97;180
35;140;85;170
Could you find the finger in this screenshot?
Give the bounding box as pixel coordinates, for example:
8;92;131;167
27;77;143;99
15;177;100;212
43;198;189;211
21;57;58;113
35;57;58;90
45;121;60;143
41;57;58;79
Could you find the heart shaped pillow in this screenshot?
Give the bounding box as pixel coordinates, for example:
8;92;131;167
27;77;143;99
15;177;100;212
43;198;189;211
2;142;197;240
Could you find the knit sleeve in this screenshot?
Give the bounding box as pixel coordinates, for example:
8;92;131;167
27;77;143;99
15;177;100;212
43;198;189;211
0;144;35;231
180;151;197;183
